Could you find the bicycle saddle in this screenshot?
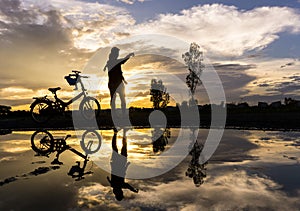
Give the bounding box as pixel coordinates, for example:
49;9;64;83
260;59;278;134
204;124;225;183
48;87;61;93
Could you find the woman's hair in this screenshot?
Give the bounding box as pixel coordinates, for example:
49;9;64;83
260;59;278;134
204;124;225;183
109;47;120;60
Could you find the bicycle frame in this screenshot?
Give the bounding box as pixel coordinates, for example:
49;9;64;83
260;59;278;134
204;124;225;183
53;76;88;108
55;92;86;107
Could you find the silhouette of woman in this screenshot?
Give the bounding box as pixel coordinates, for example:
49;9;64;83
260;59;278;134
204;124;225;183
107;128;138;201
103;47;134;117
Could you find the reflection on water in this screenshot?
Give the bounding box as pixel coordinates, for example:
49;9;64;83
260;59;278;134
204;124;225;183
0;129;12;136
107;129;139;201
152;128;170;153
0;129;300;210
186;140;207;187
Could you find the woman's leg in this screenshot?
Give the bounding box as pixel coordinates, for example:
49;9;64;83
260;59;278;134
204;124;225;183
118;83;126;116
110;88;116;113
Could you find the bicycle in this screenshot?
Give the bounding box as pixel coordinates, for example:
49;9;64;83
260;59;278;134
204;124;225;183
30;70;100;123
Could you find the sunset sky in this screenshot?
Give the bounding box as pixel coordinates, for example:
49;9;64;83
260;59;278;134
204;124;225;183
0;0;300;110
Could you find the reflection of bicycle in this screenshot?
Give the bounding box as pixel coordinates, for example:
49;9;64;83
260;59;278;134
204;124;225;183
68;158;91;181
30;70;100;123
30;130;100;180
31;129;101;156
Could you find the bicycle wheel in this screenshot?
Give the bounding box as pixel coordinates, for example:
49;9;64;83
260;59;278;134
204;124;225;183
30;100;53;123
31;130;54;155
80;130;102;154
80;97;100;120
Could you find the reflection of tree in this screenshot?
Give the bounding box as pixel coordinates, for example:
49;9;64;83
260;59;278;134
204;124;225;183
182;42;204;97
150;79;170;109
186;140;207;187
151;128;171;153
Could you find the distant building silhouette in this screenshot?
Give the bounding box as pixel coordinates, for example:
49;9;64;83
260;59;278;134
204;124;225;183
237;102;249;108
258;102;268;108
0;105;11;116
284;97;300;108
226;103;237;109
270;101;282;108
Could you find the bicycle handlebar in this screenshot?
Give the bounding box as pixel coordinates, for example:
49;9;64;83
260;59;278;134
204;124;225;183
65;134;71;140
72;70;81;74
70;70;89;79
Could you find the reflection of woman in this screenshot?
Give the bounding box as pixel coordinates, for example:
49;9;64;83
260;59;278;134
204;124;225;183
107;129;138;201
103;47;134;116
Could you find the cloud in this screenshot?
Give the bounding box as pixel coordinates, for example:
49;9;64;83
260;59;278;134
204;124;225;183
192;62;257;104
133;4;300;57
267;80;300;95
18;0;136;51
1;1;300;108
118;0;145;4
0;0;136;108
287;75;300;82
250;71;300;98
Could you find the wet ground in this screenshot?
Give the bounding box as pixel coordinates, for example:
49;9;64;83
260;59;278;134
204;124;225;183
0;129;300;210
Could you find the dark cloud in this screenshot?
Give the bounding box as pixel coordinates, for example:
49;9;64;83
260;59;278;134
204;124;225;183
268;84;300;94
287;75;300;82
0;98;32;107
211;63;257;102
280;62;295;68
201;63;257;103
248;74;300;103
264;77;300;95
213;63;256;72
258;83;270;87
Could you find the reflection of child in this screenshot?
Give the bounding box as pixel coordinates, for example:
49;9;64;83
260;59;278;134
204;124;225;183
107;175;138;201
107;129;138;201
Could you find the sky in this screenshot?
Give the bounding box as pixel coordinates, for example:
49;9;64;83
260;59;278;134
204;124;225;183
0;0;300;110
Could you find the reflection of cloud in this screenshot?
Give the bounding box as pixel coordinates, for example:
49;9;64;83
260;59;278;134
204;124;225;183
245;130;300;164
137;171;299;210
0;139;30;153
0;156;16;162
77;183;124;210
76;171;300;210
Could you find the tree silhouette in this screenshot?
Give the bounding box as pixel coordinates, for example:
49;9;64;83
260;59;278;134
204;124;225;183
182;42;204;96
150;79;170;109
